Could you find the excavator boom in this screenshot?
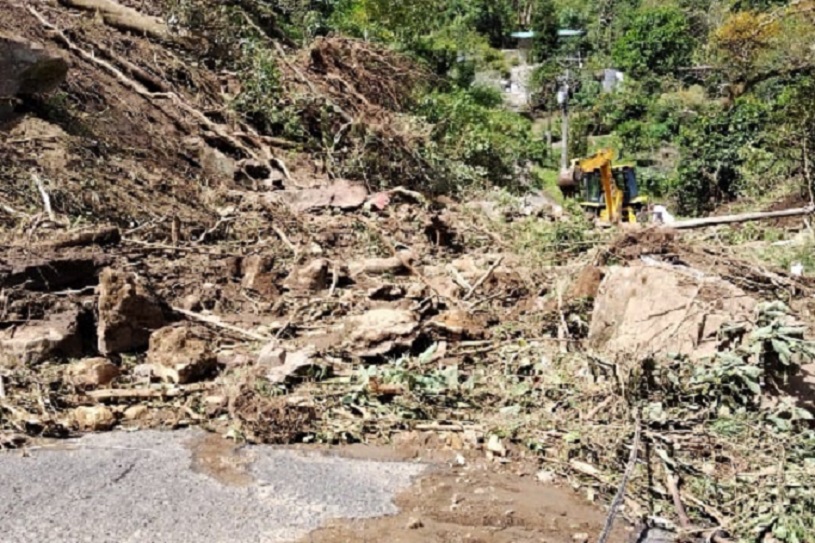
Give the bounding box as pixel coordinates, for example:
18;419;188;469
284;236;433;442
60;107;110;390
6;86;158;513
557;148;647;225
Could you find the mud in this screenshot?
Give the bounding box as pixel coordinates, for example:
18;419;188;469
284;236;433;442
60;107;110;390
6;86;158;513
303;460;632;543
186;431;253;487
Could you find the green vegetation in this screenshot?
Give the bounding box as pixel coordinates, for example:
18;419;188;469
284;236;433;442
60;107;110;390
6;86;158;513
168;0;815;214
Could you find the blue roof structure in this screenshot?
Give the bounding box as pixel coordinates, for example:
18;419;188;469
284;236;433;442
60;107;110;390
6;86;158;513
510;29;585;38
558;29;584;37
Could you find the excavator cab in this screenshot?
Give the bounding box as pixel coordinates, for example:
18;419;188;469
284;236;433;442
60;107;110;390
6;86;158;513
557;150;648;224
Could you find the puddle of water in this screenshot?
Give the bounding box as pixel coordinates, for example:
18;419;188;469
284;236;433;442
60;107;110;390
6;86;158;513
186;431;254;487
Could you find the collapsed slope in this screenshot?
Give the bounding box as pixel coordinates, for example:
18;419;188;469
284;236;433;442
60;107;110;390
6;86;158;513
3;2;815;542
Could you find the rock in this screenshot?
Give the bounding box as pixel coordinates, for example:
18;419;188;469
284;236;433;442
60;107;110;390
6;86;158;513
567;265;605;301
589;265;756;361
536;470;555;484
0;308;82;365
148;325;217;384
179;293;202;312
283;259;329;291
428;309;484;340
5;117;68;169
97;269;167;355
266;348;330;385
520;192;564;218
203;395;227;416
405;283;427;299
72;406;116;432
0;253;111;291
241;255;278;297
0;34;69;98
367;284;406;301
572;533;589;543
200;145;236;180
271;179;368;213
123;405;148;421
465;200;502;221
132;363;154;381
406;518;424;530
486;434;507;457
65;358;120;388
216;351;252;367
257;343;286;368
344;308;419;357
426;274;460;300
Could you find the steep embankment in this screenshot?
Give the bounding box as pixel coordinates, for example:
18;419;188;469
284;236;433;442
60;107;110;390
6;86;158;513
3;2;815;542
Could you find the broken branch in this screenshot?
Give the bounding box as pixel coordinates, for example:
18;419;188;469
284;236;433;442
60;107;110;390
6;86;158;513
172;307;272;342
31;171;55;222
86;383;214;401
596;410;642;543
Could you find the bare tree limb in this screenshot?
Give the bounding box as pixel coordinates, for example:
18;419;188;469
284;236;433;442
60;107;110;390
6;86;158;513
671;207;815;230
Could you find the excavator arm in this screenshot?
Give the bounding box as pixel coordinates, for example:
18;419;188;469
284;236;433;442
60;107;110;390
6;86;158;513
577;150;617;224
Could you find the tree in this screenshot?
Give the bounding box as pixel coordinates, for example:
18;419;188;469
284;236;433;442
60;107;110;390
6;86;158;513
674;99;770;215
611;6;694;78
472;0;515;48
530;0;558;62
712;11;780;84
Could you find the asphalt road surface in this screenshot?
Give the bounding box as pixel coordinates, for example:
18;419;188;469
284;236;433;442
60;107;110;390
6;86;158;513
0;429;425;543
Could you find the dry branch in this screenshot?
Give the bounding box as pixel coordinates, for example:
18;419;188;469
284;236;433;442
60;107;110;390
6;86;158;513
87;383;213;401
665;469;692;531
172;307;272;342
597;410;642;543
350;256;409;276
31;171;54;221
464;257;503;301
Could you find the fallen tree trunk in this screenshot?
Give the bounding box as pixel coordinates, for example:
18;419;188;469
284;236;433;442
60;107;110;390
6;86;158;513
46;226;122;249
671;206;815;230
58;0;171;41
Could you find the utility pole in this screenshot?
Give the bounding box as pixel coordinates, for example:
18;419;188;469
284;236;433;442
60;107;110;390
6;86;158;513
555;50;582;173
557;70;570;172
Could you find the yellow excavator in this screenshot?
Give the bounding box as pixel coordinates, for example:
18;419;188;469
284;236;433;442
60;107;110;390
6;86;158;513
557;149;648;225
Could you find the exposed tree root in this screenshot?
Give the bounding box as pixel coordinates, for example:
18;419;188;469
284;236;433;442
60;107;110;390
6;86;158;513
28;5;291;182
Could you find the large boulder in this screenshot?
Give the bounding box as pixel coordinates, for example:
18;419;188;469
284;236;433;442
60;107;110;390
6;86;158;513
283;259;330;292
0;33;69;99
148;324;217;384
0;308;83;365
97;269;167;355
64;358;120;388
343;308;419;357
588;265;756;361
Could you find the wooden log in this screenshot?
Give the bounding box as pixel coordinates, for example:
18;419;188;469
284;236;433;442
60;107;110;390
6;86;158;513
671;206;815;230
58;0;171;41
47;226;122;249
86;382;213;401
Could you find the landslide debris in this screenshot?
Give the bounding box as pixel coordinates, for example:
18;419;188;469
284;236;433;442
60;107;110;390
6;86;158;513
3;2;815;542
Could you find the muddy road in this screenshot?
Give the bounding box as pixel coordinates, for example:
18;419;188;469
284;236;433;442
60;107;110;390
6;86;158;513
0;429;632;543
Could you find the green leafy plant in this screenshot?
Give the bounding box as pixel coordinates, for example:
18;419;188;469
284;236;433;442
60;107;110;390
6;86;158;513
611;5;695;79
